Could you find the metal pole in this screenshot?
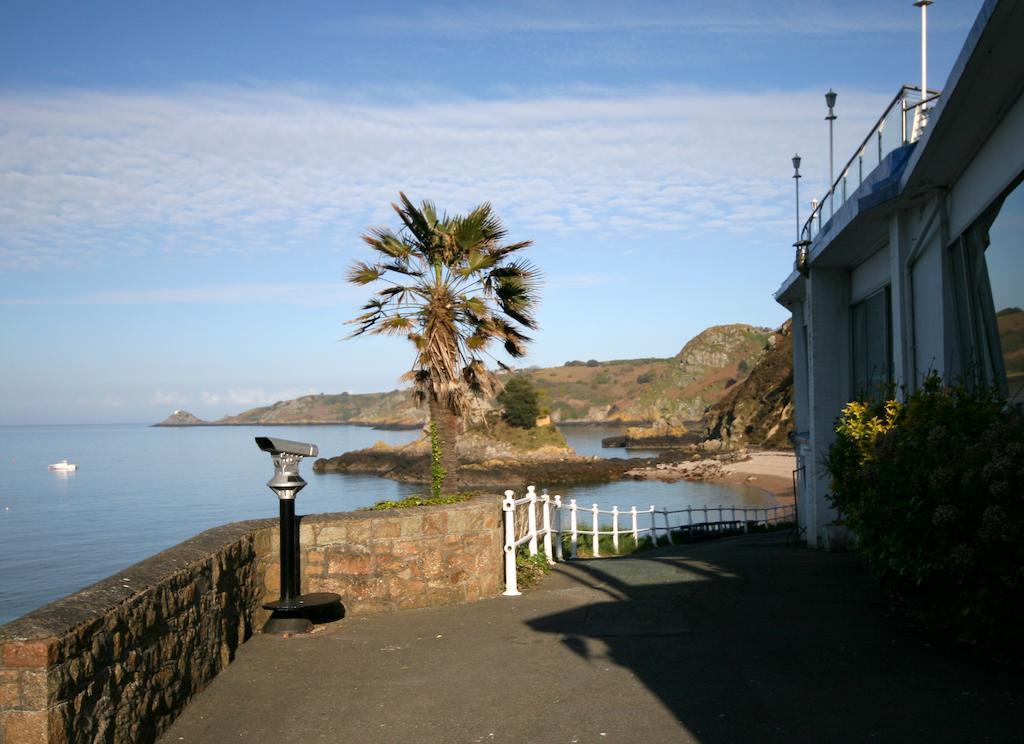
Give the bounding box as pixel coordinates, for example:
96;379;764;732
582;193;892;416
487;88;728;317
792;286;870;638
279;499;299;604
792;154;802;243
825;89;837;218
917;1;931;104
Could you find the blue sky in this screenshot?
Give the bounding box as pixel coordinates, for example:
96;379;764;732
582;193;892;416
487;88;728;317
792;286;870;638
0;1;984;424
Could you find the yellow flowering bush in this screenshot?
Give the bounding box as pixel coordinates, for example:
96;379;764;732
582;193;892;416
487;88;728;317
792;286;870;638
826;374;1024;653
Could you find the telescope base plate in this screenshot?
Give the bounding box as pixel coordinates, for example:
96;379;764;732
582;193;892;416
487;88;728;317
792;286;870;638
262;592;343;635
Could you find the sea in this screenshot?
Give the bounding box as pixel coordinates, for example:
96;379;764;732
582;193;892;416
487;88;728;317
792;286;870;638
0;423;781;626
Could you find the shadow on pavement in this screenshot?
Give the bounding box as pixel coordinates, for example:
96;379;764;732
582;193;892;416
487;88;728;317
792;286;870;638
526;534;1023;743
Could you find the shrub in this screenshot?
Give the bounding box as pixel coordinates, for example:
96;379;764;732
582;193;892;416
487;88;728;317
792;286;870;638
514;546;551;589
585;359;600;367
365;493;472;510
636;371;655;384
497;376;540;428
825;375;1024;652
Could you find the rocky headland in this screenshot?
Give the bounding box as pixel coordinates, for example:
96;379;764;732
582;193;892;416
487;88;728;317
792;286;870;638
313;423;664;487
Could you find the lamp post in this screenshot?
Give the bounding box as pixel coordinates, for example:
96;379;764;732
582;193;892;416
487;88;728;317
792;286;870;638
792;154;811;276
825;89;837;218
913;1;934;140
792;154;802;243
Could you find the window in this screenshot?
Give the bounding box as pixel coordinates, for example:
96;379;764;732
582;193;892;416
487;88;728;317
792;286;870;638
955;175;1024;403
851;287;892;400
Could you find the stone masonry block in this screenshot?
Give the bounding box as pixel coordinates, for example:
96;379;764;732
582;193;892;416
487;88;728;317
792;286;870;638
388;539;420;559
305;549;325;565
399;515;425;538
18;672;48;710
421;512;447;536
445;509;471;534
372;519;402;540
4;710;48;744
346;519;372;544
315;524;347;545
264;564;280;593
2;641;57;669
0;671;20;708
327;555;374;576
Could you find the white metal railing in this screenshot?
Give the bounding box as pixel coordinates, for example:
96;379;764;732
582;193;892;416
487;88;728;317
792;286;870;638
501;486;796;596
800;84;941;247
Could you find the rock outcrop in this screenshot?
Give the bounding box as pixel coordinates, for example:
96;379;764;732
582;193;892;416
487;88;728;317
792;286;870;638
313;423;665;486
153;410;207;427
703;321;794;449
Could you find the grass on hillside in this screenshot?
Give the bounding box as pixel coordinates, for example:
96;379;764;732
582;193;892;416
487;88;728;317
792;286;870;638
481;420;569;450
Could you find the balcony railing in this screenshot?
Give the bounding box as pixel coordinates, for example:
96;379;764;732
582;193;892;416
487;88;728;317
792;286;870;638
800;84;941;245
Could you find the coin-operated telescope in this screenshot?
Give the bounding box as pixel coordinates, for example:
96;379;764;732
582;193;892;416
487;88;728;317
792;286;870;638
255;437;341;634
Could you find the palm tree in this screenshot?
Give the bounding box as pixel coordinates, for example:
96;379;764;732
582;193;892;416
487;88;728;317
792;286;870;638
347;193;540;492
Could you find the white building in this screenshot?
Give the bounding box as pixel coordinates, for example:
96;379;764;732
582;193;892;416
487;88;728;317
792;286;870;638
775;0;1024;549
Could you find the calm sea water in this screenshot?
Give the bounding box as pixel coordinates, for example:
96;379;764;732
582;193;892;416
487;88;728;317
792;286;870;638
0;424;778;625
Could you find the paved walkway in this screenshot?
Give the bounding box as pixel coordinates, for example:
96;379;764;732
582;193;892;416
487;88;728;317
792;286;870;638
160;534;1021;743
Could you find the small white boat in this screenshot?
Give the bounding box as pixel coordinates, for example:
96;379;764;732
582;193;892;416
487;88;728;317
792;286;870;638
48;459;78;471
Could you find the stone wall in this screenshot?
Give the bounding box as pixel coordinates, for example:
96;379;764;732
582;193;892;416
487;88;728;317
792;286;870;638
0;496;501;744
0;519;273;744
262;496;503;615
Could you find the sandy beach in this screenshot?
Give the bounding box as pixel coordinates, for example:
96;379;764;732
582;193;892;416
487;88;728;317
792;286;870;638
625;450;796;501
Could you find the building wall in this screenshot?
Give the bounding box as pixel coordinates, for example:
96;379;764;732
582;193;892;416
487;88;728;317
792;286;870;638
804;268;849;547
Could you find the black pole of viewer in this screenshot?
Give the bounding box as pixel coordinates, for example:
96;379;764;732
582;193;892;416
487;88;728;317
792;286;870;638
255;436;341;634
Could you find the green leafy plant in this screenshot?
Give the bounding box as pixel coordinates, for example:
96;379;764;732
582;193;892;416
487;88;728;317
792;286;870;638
514;546;552;589
429;420;445;499
825;374;1024;652
497;376;540;429
365;492;472;511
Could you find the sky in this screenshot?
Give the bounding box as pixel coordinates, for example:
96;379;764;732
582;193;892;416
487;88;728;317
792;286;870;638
0;0;985;424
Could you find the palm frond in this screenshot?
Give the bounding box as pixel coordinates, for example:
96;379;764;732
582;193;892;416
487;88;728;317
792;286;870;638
347;261;383;285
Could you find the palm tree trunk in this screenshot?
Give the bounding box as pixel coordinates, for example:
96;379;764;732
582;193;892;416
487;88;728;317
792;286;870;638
428;397;459;493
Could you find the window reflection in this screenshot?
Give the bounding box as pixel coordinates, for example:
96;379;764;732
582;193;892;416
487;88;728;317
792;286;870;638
983;178;1024;403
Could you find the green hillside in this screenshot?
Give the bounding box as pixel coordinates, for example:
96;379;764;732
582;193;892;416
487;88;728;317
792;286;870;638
519;324;771;424
157;322;773;428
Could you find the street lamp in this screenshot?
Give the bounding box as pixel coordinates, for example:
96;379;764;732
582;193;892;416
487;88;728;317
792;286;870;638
792;154;802;243
825;89;837;218
913;1;934;141
792;153;811;276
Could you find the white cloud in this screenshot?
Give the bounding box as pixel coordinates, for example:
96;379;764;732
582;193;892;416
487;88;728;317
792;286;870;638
335;1;977;38
0;282;352;306
0;85;889;269
200;387;318;408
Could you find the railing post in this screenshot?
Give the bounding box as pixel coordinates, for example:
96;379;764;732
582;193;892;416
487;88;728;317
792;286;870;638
630;506;639;544
541;489;554;564
664;510;674;545
742;508;749;533
591;504;600;557
553;494;564;561
526;485;538;556
687;505;693;528
502;490;520;597
569;498;578;559
611;506;620;554
649;505;657;546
